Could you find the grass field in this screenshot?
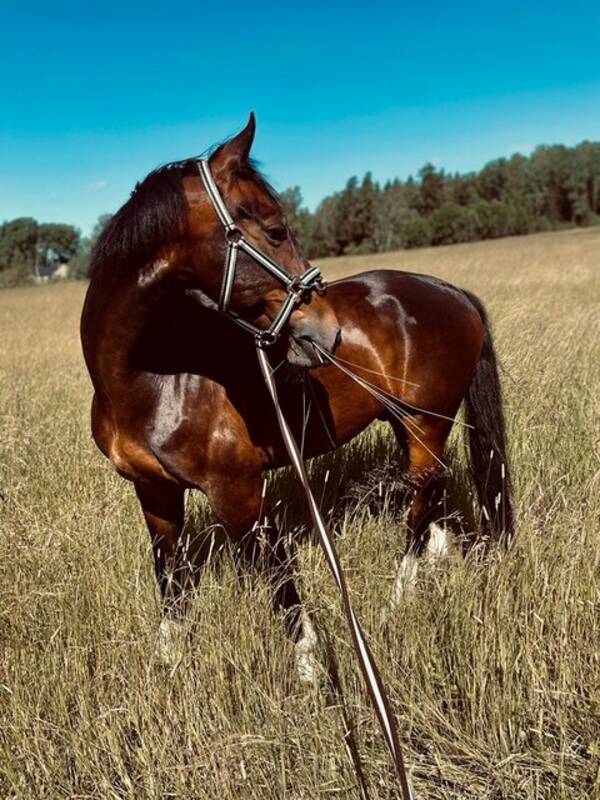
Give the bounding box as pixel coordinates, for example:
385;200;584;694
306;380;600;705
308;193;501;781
1;228;599;799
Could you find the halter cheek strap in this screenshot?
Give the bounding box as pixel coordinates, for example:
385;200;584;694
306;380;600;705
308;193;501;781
197;159;325;346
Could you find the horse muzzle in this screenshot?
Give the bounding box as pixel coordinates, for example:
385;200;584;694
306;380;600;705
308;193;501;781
287;321;342;368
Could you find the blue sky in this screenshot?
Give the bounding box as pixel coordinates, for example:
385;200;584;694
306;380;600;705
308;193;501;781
1;0;599;234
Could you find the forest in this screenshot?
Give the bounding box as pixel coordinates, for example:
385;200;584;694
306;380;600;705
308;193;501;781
285;141;600;257
1;141;599;286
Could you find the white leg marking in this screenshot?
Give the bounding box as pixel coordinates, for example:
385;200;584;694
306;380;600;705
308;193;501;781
294;611;319;684
427;522;450;560
387;523;453;616
389;553;419;610
156;617;186;668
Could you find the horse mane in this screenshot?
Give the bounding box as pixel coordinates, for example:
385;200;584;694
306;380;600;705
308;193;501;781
89;159;196;277
89;143;280;278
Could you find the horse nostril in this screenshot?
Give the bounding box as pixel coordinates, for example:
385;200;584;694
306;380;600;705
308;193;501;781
334;328;342;350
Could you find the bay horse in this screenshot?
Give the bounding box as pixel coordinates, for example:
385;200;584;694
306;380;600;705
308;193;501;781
81;115;514;678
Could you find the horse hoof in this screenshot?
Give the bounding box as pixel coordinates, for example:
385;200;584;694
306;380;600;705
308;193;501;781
155;617;186;671
426;522;451;560
295;645;320;684
387;553;419;613
294;611;319;684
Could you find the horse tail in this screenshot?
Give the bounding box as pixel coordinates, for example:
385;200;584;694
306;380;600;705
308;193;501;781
463;291;515;545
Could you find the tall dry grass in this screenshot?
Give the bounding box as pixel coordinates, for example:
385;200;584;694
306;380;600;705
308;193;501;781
0;228;599;799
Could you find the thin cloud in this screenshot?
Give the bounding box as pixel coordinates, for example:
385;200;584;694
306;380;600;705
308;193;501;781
508;143;533;155
85;180;107;190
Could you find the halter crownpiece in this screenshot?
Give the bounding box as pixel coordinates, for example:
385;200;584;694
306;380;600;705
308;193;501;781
197;159;326;346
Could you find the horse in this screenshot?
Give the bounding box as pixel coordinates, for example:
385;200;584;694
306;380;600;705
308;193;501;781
80;114;514;679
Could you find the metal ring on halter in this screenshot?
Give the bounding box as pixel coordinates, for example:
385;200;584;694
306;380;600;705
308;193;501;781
197;159;326;346
256;329;279;348
225;227;243;243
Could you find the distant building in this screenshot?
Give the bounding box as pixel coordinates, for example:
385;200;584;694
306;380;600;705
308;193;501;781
36;258;70;282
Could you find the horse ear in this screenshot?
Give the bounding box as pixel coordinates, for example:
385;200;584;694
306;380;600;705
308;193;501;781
211;113;256;174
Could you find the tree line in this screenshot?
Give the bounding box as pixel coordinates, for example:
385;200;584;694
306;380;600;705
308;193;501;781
1;141;598;287
283;141;600;257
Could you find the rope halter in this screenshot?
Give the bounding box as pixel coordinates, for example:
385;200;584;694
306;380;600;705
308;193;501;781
197;159;326;347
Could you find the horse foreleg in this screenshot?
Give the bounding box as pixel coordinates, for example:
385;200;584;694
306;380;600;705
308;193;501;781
134;480;186;665
263;529;318;684
208;475;318;683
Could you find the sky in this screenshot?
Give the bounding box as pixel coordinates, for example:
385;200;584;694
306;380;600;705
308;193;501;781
1;0;599;235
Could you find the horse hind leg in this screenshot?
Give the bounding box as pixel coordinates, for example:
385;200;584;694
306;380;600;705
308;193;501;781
388;418;453;607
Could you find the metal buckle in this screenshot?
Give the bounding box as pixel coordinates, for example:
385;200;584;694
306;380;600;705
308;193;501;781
314;278;326;296
225;226;243;244
256;328;278;348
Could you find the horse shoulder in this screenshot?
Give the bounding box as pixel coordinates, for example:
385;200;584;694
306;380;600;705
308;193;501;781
89;390;180;484
143;375;265;488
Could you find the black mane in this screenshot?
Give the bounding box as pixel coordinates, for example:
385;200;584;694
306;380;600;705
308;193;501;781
89;146;280;279
89;158;197;277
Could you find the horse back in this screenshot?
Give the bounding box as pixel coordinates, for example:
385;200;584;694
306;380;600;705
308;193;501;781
322;269;486;418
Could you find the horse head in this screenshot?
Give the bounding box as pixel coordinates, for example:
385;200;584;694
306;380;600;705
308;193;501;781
183;114;342;367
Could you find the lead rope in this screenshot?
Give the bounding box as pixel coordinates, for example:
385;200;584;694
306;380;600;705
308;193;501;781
256;345;414;800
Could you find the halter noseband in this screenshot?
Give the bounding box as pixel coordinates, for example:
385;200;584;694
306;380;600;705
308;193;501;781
197;159;325;347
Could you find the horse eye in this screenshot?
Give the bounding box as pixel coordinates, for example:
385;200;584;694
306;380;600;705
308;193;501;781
236;205;252;221
266;225;287;242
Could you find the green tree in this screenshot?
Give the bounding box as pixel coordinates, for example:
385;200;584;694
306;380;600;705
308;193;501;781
450;173;479;206
473;201;511;239
90;214;113;243
69;213;114;280
478;159;508;202
529;145;572;222
401;215;432;248
350;172;378;253
308;195;338;258
38;223;80;269
373;180;409;251
417;163;445;215
332;176;360;254
280;187;314;253
430;202;477;245
0;217;38;285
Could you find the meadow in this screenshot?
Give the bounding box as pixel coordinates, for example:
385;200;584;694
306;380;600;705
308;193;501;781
0;227;598;799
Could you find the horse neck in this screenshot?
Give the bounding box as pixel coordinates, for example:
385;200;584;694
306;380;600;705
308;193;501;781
81;261;251;397
81;265;176;397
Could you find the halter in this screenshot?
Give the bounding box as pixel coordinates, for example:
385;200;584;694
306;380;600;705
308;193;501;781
197;159;326;347
199;156;411;796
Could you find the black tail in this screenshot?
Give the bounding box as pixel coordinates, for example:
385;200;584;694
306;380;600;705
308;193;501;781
463;292;515;545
